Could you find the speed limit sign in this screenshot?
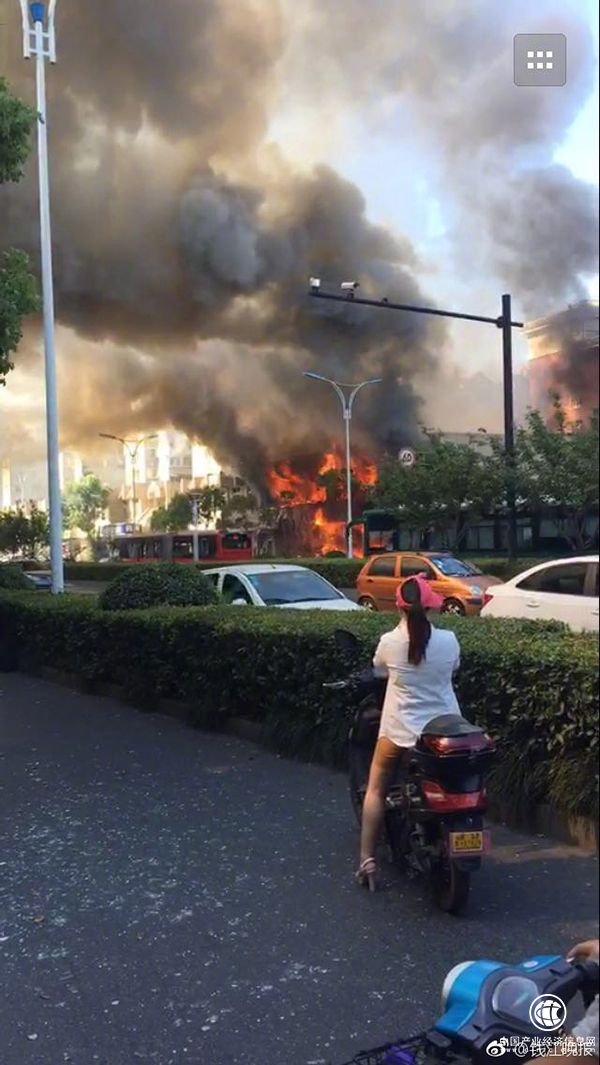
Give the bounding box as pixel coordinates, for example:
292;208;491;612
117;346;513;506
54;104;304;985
399;448;416;467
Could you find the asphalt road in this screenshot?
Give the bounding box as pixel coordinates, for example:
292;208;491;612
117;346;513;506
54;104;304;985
0;675;597;1065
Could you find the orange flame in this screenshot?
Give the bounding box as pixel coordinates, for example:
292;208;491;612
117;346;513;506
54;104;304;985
268;448;375;556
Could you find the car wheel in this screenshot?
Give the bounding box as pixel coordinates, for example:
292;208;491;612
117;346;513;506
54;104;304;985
358;596;378;611
441;598;466;616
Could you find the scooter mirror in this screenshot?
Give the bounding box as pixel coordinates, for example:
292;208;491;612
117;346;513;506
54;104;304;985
333;629;360;656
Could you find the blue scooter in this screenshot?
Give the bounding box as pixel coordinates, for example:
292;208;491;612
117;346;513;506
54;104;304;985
339;953;599;1065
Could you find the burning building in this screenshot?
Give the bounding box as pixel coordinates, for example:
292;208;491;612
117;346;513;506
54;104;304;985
524;300;599;425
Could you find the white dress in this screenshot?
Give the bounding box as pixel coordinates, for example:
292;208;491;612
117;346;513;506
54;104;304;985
373;621;462;748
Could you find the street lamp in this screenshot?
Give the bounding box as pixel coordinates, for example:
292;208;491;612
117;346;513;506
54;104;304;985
99;434;158;527
303;371;382;558
309;280;524;557
18;0;62;591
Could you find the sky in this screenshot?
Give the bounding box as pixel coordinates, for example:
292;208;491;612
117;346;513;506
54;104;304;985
1;0;599;472
270;0;599;378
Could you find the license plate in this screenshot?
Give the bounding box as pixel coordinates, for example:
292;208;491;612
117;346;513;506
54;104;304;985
449;830;485;854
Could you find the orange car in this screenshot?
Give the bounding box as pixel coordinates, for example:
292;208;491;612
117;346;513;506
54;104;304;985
356;552;501;616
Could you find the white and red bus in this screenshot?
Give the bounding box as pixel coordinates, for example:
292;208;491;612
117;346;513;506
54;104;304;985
111;530;252;564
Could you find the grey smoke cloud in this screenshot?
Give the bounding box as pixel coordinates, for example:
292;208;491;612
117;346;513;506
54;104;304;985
1;0;597;485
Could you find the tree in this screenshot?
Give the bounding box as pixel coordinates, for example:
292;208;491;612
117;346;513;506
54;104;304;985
150;493;192;532
218;492;258;530
198;486;226;527
0;79;39;385
0;504;49;558
63;475;110;537
371;432;504;550
515;400;599;551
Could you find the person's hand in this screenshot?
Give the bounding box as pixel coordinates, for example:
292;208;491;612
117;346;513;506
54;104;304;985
568;938;600;962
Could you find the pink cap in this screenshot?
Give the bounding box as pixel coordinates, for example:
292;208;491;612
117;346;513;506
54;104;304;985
396;574;444;611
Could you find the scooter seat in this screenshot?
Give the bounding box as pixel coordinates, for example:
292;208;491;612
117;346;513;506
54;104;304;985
422;714;485;737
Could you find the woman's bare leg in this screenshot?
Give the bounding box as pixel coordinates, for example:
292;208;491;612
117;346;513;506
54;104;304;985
360;737;403;863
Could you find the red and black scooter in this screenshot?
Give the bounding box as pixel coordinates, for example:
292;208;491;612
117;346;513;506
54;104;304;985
326;630;495;915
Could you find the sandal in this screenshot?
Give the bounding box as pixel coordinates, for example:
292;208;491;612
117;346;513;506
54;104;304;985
356;857;378;892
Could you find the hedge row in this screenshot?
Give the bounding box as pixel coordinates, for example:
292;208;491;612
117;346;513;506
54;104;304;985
0;591;597;822
23;555;563;588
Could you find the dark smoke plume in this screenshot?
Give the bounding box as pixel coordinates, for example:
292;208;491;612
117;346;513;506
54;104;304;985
1;0;598;487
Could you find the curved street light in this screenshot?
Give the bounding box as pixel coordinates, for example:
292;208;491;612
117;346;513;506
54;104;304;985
303;372;382;558
99;434;158;527
18;0;61;589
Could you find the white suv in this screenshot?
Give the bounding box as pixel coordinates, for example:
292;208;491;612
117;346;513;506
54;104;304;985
481;556;599;632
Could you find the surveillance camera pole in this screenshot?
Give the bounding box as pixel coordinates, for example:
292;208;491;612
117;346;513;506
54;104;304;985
303;372;382;558
18;0;63;591
308;283;523;558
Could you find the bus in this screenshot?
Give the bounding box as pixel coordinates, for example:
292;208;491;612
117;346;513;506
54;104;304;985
109;530;253;564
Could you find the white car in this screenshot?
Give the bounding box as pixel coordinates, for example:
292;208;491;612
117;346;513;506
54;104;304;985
481;555;599;632
203;563;361;612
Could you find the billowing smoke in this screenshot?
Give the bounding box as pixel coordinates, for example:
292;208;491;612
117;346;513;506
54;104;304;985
1;0;598;488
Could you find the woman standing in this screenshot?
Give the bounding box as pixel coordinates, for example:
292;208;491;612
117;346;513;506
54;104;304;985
357;574;463;891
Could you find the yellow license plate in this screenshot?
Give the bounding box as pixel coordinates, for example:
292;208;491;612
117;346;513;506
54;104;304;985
450;831;484;853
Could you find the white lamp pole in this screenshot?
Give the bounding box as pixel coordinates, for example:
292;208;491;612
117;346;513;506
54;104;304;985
18;1;63;592
303;372;382;558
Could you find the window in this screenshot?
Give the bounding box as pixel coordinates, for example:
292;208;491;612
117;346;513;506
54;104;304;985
517;562;588;597
204;572;220;588
400;557;434;579
222;574;252;604
172;536;194;560
221;532;251;551
369;557;397;578
248;569;341;605
197;535;216;559
466;525;495;552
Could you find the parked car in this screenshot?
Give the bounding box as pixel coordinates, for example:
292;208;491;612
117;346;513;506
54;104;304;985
356;552;501;615
481;555;599;632
25;571;53;591
203;563;361;611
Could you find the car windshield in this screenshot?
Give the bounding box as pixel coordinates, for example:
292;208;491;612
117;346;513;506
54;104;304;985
248;570;342;605
431;556;480;578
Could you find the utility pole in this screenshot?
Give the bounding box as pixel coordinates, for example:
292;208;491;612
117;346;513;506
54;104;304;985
308;280;523;558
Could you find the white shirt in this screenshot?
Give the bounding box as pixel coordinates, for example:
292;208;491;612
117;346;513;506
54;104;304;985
373;621;462;748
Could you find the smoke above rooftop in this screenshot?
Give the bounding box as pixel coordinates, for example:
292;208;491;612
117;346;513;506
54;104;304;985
1;0;597;487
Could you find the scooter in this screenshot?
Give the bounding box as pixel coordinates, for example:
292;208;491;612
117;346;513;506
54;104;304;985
325;630;495;915
338;952;599;1065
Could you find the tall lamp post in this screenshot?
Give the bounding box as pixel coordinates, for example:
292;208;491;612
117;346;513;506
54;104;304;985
303;371;382;558
18;0;63;592
308;279;523;557
99;434;158;527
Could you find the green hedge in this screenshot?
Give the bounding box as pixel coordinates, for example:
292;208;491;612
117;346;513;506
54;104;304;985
0;564;33;590
57;555;562;589
0;591;597;822
99;564;218;611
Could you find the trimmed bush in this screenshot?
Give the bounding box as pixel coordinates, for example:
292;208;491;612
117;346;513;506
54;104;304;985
0;590;597;822
99;563;219;611
0;563;33;590
59;555;575;589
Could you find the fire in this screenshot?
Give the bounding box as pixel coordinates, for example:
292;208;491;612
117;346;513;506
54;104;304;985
314;507;346;554
268;448;376;556
268;449;376;505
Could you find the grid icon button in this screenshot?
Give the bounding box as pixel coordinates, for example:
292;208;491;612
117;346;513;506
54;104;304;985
514;34;566;86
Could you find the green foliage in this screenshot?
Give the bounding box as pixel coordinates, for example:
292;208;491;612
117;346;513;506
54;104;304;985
0;504;49;558
0;249;39;384
150;493;192;532
0;78;36;183
63;475;110;536
0;80;39;384
219;493;257;530
99;563;219;611
198;486;226;526
372;431;504;549
515;401;599;551
0;563;32;590
0;592;596;821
